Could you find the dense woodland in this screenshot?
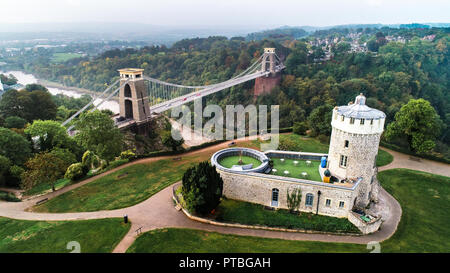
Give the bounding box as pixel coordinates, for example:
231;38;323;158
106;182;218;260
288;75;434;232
19;27;449;138
0;26;449;192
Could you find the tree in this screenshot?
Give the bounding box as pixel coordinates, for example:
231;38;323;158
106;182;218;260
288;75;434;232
74;110;123;163
27;91;57;121
307;104;334;137
385;99;442;154
0;89;56;121
0;155;11;186
21;150;74;191
287;187;302;213
25;120;70;151
181;161;223;215
4;116;27;129
0;127;31;165
161;130;184;151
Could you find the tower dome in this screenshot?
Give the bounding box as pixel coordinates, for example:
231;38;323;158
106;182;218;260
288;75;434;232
327;94;386;209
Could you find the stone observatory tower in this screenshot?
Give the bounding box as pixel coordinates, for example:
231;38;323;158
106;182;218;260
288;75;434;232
327;93;386;209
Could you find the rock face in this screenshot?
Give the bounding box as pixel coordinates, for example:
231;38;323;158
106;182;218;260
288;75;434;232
253;74;281;96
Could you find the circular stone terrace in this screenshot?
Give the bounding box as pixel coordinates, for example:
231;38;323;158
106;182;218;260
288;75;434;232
211;148;270;173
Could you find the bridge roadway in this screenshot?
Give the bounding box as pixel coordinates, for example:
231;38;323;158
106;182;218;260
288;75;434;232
148;70;271;115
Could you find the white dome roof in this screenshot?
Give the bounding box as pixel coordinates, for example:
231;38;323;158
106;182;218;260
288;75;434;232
337;93;386;120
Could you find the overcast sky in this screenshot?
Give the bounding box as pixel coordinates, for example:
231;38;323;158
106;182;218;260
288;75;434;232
1;0;449;27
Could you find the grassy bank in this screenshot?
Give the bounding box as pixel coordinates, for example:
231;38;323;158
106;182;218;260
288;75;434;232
0;217;130;253
215;199;360;233
32;156;207;212
127;169;450;253
126;228;366;253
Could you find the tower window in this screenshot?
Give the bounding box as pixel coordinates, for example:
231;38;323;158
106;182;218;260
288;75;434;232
344;140;349;148
326;199;331;207
360;118;365;125
306;193;314;207
340;155;348;168
350;117;355;124
370;119;374;125
341;115;345;121
339;201;345;208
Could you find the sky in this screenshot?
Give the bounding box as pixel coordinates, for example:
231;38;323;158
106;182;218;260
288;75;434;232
1;0;449;27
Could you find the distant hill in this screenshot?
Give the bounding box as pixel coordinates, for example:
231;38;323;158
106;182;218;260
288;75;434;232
246;27;309;41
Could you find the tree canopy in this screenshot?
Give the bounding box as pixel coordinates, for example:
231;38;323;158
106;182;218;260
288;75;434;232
74;110;123;162
385;99;442;154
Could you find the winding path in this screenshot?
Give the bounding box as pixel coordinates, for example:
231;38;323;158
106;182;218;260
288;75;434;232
0;140;448;253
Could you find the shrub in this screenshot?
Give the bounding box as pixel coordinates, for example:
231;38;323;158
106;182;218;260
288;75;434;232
120;150;136;160
64;163;86;181
82;150;99;171
293;122;308;135
181;161;223;215
7;165;24;188
317;134;330;144
287;188;302;212
0;191;20;202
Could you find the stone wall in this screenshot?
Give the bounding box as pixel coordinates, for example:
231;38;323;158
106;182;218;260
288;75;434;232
119;79;150;122
327;128;381;208
218;169;360;218
348;211;382;234
253;74;281;96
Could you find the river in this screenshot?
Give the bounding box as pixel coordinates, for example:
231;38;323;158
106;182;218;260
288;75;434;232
0;70;119;113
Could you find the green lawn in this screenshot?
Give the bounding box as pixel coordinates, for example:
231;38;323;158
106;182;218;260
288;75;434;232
0;217;130;253
377;169;450;252
218;155;262;169
32;156;204;212
25;159;130;197
51;52;83;63
127;228;366;253
376;149;394;167
214;199;359;233
127;169;450;253
271;158;322;181
260;134;392;167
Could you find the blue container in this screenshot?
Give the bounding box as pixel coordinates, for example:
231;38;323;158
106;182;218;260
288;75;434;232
320;157;327;168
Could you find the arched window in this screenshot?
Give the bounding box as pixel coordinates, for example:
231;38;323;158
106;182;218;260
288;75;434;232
271;188;279;207
305;193;314;207
124;84;132;98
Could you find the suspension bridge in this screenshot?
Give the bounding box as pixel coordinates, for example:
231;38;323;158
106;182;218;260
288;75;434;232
62;48;284;132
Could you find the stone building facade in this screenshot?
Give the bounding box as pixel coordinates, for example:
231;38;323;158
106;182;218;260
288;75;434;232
118;68;150;123
218;168;360;218
327;94;386;208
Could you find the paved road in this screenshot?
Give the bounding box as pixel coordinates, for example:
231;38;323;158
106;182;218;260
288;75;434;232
379;147;450;177
1;140;447;253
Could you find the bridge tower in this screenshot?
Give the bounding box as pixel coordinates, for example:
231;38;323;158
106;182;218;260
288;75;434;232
254;48;282;96
118;68;150;123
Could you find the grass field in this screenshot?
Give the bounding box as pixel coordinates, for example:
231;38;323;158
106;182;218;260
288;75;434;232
126;228;366;253
215;199;360;233
0;217;130;253
32;156;207;212
258;134;393;167
51;52;83;63
271;158;322;181
218;155;262;169
127;169;450;253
